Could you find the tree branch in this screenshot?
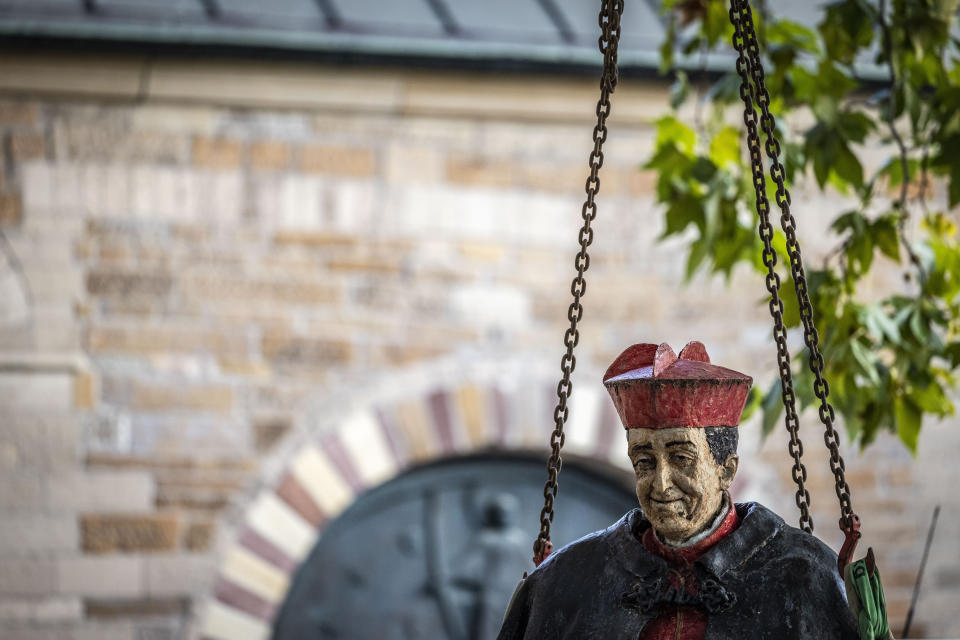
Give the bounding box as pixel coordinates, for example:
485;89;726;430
877;0;927;284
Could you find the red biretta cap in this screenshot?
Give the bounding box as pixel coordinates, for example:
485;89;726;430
603;341;752;429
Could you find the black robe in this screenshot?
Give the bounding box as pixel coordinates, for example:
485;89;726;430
497;502;859;640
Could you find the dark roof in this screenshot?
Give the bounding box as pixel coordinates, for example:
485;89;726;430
0;0;835;72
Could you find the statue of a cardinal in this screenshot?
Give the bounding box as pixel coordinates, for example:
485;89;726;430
497;341;861;640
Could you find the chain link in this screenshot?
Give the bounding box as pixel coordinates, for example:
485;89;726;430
729;1;813;534
729;0;856;534
533;0;624;565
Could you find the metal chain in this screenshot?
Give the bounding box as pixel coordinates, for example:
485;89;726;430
729;2;813;533
730;0;856;534
533;0;624;565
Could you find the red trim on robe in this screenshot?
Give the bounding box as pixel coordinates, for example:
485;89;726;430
637;502;741;640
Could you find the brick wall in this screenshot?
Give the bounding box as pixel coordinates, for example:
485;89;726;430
0;55;956;639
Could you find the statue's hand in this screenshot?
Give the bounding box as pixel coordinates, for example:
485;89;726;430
844;548;895;640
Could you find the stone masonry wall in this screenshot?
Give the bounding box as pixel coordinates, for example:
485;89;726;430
0;54;957;638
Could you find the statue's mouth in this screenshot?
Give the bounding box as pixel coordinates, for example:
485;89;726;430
650;498;683;505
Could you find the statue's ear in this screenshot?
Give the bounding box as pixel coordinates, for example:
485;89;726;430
719;454;739;490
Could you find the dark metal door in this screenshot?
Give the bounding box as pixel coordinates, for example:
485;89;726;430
272;453;636;640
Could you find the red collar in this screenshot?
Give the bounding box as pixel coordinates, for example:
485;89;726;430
642;500;740;565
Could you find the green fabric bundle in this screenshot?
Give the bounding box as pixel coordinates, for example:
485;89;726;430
844;550;894;640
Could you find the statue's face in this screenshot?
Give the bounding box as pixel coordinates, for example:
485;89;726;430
626;427;738;543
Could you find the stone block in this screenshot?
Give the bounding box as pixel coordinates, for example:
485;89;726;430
251;417;291;453
183;521;215;552
0;372;73;416
73;372;97;410
192;136;244;170
384;144;443;184
84;597;187;619
145;554;216;598
0;270;29;325
0;515;78;554
81;514;180;554
182;273;339;306
200;600;270;640
243;492;317;562
299;144;377;177
8;131;46;163
220;546;289;604
69;620;140;640
0;414;77;470
260;332;351;370
0;596;83;623
150;59;403;113
0;190;21;226
0;559;56;596
56;555;145;598
0;100;39;126
131;383;234;414
86;324;249;360
47;470;155;513
0;472;46;509
248;140;290;170
86;270;173;298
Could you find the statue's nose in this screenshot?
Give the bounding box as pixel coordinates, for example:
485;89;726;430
651;463;673;494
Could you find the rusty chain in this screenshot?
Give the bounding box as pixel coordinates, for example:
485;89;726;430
729;1;813;534
533;0;624;566
730;0;856;535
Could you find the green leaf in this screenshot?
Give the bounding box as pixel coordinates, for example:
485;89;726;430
863;304;902;343
761;378;785;438
740;386;762;422
709;126;741;169
894;395;922;453
655;115;697;155
685;238;709;281
833;140;865;188
872;216;902;261
950;162;960;208
820;0;875;65
850;339;881;384
670;70;691;110
661;194;703;238
908;382;954;416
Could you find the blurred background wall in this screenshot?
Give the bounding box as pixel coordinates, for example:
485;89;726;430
0;1;957;639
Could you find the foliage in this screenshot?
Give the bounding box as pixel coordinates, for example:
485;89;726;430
650;0;960;451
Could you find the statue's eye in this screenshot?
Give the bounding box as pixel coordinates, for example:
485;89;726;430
671;453;694;466
634;456;655;470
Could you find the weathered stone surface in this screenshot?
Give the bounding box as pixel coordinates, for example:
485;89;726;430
47;471;155;513
0;559;56;596
252;417;291;453
0;189;22;225
145;554;217;597
249;140;290;170
299;144;377;176
56;556;144;598
192;136;244;169
183;521;215;552
0;415;77;470
73;372;96;410
261;332;351;369
81;514;180;554
0;596;83;623
84;597;187;619
0;100;39;126
131;383;234;414
8;130;46;163
0;515;78;554
85;270;173;298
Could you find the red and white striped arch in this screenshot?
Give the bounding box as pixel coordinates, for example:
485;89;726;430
198;379;629;640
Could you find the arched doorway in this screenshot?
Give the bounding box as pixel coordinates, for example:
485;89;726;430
272;453;637;639
198;375;634;640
